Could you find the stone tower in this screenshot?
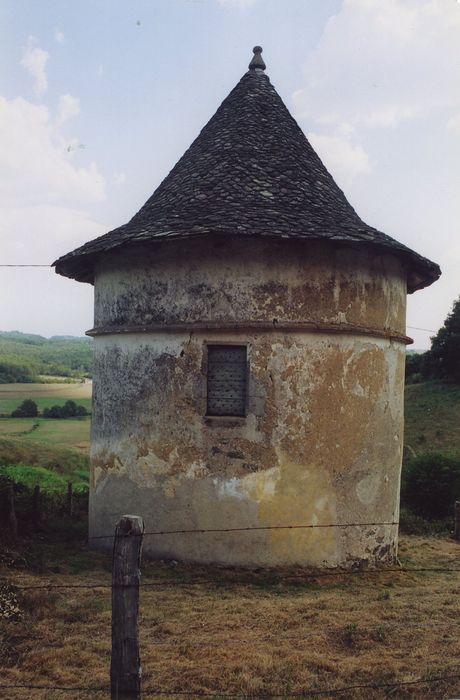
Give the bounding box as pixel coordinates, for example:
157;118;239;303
55;48;440;567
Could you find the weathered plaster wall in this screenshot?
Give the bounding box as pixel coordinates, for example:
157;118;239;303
89;238;407;567
93;237;406;335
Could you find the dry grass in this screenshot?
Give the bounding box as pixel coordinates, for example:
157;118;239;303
1;535;460;699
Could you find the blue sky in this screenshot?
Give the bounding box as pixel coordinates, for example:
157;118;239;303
1;0;459;348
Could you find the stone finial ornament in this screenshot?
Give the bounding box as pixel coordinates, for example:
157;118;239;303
249;45;266;71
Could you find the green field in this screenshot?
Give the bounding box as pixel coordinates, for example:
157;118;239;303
0;381;92;415
0;383;91;493
404;381;460;460
0;416;90;451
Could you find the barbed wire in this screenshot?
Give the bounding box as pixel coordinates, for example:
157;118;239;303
87;520;400;541
7;565;460;591
1;670;460;697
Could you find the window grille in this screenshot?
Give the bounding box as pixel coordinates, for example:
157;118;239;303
206;345;247;417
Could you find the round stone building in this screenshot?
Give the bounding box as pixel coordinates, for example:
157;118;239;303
55;48;440;567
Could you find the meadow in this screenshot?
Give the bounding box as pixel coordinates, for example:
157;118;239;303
0;416;90;452
404;381;460;459
1;531;460;699
0;381;92;416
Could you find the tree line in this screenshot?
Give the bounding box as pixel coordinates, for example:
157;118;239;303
11;399;89;419
406;295;460;384
0;331;93;383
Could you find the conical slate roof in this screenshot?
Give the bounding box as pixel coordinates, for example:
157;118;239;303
55;47;440;292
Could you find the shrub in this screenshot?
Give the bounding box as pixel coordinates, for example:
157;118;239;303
401;452;460;519
11;399;38;418
43;405;63;419
61;400;78;417
42;402;87;419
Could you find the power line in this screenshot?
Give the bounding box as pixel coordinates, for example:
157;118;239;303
407;325;437;333
0;264;51;267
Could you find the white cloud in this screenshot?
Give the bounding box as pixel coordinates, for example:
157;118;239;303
447;113;460;133
293;0;460;131
308;130;371;187
55;28;65;44
55;94;80;127
0;92;108;334
97;64;104;77
217;0;257;9
0;96;105;207
291;0;460;349
20;38;49;96
113;172;126;186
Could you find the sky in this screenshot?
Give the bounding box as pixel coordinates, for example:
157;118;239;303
0;0;459;348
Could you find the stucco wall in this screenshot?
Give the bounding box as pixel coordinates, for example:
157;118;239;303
89;237;407;567
92;237;406;334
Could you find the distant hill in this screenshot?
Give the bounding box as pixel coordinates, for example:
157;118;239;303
0;331;92;382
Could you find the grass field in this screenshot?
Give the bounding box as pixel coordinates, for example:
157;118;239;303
0;382;92;415
1;533;460;699
0;417;90;452
404;381;460;459
0;382;92;459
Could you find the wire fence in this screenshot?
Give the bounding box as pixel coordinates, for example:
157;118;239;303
87;519;400;540
3;514;460;697
9;564;460;592
2;671;460;697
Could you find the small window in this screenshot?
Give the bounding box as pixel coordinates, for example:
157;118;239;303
206;345;247;417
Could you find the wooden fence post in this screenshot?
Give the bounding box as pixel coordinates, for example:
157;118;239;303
67;482;73;517
7;484;18;543
110;515;144;700
454;501;460;541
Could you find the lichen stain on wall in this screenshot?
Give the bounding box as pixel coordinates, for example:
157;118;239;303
94;237;406;334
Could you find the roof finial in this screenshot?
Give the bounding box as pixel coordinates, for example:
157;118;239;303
249;46;266;71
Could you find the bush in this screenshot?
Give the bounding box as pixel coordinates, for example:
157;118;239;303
42;401;87;419
43;405;63;418
401;452;460;519
11;399;38;418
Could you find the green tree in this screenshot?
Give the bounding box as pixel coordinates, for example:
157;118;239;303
11;399;38;418
61;400;78;417
46;405;64;418
424;296;460;383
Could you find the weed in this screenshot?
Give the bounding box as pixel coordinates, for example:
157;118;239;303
341;622;359;647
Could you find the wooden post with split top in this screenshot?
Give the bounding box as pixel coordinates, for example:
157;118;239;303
110;515;144;699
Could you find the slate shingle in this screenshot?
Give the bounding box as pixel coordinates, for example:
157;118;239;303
54;56;440;292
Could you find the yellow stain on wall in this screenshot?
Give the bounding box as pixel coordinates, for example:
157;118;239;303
242;447;337;564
